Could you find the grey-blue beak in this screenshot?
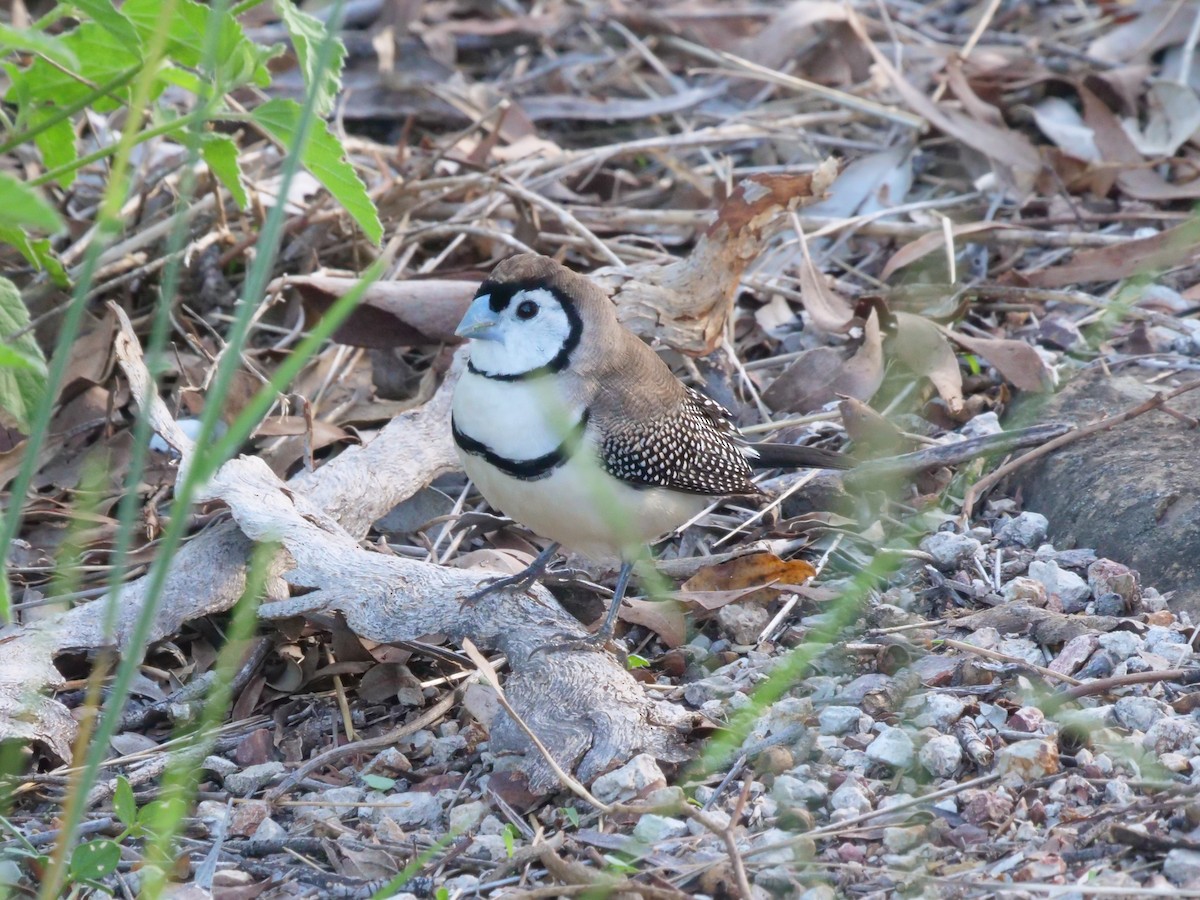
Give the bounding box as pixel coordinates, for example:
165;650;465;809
455;295;503;341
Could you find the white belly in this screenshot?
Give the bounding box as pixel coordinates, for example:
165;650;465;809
460;447;707;561
452;370;580;460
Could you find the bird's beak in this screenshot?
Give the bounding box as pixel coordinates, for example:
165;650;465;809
455;295;503;341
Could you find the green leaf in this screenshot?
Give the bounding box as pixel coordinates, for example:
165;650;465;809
563;806;581;828
69;0;143;51
250;98;382;244
0;23;80;69
33;112;77;189
0;173;64;234
502;823;516;857
69;839;121;882
13;22;140;111
0;277;48;432
122;0;271;90
275;0;345;118
0;226;70;288
113;776;136;828
626;653;650;669
201;135;248;208
361;773;395;791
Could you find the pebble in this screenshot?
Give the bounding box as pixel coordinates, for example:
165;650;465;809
448;800;487;833
687;808;730;836
915;693;966;729
829;779;872;814
919;735;963;778
818;706;863;735
632;814;689;843
1001;576;1047;607
252;817;287;842
202;756;239;778
223;762;286;796
1164;848;1200;885
591;754;667;804
1144;717;1200;756
1097;631;1142;660
996;739;1060;787
1028;560;1091;612
748;828;796;866
374;792;443;828
866;726;914;770
718;603;769;645
883;824;926;853
1113;696;1169;733
772;774;828;807
920;532;981;570
995;512;1049;547
683;675;740;706
472;835;510;860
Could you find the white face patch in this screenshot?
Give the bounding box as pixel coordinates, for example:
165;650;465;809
467;287;575;378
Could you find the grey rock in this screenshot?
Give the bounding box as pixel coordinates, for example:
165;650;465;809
1097;631;1143;660
1113;696;1170;733
375;792;443;828
914;694;966;730
996;512;1049;548
1165;848;1200;885
202;755;239;778
448;800;487;833
818;706;862;735
687;808;730;836
718;603;770;645
591;754;666;804
754;865;797;894
223;762;286;796
1104;780;1135;805
829;779;872;814
883;825;926;854
772;774;828;807
1144;717;1200;755
748;828;796;866
253;817;287;842
867;726;914;770
684;675;740;707
1094;592;1127;616
632;814;688;843
919;735;963;778
920;532;982;570
1145;626;1189;657
1028;560;1091;612
472;834;510;860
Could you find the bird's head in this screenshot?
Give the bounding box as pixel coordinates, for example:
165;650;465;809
456;254;615;379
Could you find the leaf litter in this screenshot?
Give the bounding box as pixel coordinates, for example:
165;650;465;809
6;0;1200;897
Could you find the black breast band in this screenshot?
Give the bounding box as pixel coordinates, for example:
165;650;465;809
452;410;590;481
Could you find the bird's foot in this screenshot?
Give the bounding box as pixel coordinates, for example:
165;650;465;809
532;626;624;658
459;569;541;609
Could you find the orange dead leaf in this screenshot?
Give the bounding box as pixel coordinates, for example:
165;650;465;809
681;552;817;607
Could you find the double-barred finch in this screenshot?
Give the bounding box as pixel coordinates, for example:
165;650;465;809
451;254;849;650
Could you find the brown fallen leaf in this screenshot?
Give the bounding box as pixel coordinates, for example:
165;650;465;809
763;306;883;413
796;221;855;332
880;222;1016;282
619;597;688;649
276;274;477;348
681;552;817;606
939;328;1056;393
1078;86;1200;201
889;312;965;415
846;11;1041;194
1023;215;1200;288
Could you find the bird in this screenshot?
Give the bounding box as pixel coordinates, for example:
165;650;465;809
451;253;850;650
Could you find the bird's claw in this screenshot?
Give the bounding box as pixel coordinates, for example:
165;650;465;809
531;628;623;658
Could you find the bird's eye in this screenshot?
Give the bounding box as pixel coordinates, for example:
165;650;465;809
516;299;539;320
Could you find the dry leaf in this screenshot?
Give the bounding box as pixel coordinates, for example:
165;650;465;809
940;328;1056;393
681;552;817;606
797;226;855;332
1079;86;1200;201
278;274;477;348
881;222;1015;282
619;597;689;648
889;312;965;415
763;307;883;413
1024;215;1200;288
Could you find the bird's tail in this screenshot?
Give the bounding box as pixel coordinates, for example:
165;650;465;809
748;442;853;471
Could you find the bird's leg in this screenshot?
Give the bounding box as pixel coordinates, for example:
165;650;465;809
459;541;561;608
536;560;635;654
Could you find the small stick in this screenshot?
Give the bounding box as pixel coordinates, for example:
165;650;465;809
846;422;1072;487
941;638;1082;687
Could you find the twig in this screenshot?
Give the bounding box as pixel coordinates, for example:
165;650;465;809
846;422;1072;487
1057;667;1200;701
960;378;1200;520
264;689;460;803
461;639;609;812
941;638;1082;687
